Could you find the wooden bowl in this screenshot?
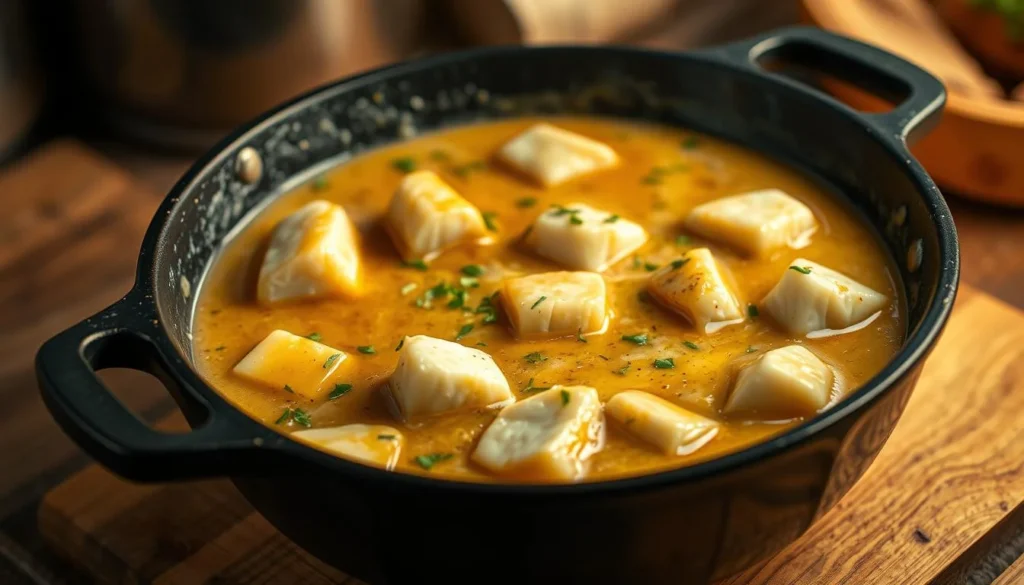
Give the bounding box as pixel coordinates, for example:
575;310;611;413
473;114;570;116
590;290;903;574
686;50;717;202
803;0;1024;207
937;0;1024;81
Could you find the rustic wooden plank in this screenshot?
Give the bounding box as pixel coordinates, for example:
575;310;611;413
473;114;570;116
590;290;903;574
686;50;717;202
722;287;1024;584
0;140;172;515
993;553;1024;585
36;285;1024;585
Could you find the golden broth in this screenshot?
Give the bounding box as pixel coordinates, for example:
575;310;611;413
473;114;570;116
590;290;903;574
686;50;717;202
192;116;904;483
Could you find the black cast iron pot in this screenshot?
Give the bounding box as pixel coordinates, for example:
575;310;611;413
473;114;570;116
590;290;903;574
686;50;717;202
36;27;959;585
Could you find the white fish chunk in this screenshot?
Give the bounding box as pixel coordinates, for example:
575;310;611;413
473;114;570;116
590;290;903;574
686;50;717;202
762;259;888;336
472;386;605;482
647;248;744;333
386;170;491;261
387;335;513;420
724;345;834;419
684;189;817;256
498;123;618;186
501;271;608;340
606;390;720;456
293;424;404;470
233;329;347;400
526;202;647;272
257;200;362;304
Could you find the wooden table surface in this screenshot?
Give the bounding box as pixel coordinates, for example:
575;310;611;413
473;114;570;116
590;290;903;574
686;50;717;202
0;135;1021;585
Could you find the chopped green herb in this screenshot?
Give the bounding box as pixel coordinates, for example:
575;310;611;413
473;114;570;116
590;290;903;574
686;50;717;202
683;341;700;350
392;157;417;173
323;353;342;369
576;328;587;343
459;276;480;289
476;342;487;347
515;197;538;208
377;434;396;440
747;304;759;318
560;389;571;406
644;262;659;272
569;215;584;225
395;338;405;351
291;408;312;428
522;377;552;393
598;354;610;361
455;323;474;340
311;175;328;191
632;255;642;269
653;358;675;369
283;384;294;393
682;136;700;150
448;289;468;309
622;333;648;345
329;383;353;400
357;345;376;355
790;265;812;274
402;259;428;271
531;296;547;310
641;174;662;185
482;211;499;232
275;408;292;425
453;160;487;177
306;332;322;342
614;363;631;376
461;264;485;277
603;214;620;224
524;352;548;364
400;283;418;296
670;258;690;270
429;149;450;162
214;345;226;352
475;293;500;324
675;234;692;246
414;452;453;470
549;204;581;217
746;346;758;354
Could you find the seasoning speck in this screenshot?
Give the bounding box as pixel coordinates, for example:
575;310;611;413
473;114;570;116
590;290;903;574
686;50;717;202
402;259;428;271
683;341;700;351
455;323;474;340
414;453;453;470
621;333;648;345
524;352;547;364
392;157;417;173
653;358;675;369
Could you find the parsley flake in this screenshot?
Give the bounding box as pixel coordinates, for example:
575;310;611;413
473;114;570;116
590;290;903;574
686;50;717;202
323;353;342;369
569;215;584;225
531;296;547;310
653;358;675;369
283;384;294;393
357;345;376;355
377;434;396;440
560;389;571;406
482;211;499;232
274;408;293;425
515;197;538;208
461;264;485;277
622;333;648;345
291;408;312;427
644;262;659;272
311;175;328;191
455;323;474;340
603;214;620;223
329;383;353;400
675;234;692;246
576;328;587;343
395;338;405;351
306;332;322;342
522;377;552;393
459;276;480;289
670;258;690;270
392;157;417;173
402;259;428;271
524;352;547;364
682;136;700;150
614;363;631;376
684;341;700;350
414;453;453;470
746;346;758;354
789;265;812;274
748;304;759;318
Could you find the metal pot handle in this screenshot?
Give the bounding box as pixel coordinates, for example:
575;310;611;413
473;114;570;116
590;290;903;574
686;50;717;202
702;26;946;145
36;292;272;481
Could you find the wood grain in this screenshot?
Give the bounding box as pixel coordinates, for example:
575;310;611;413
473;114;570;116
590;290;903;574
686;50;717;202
993;553;1024;585
34;285;1024;585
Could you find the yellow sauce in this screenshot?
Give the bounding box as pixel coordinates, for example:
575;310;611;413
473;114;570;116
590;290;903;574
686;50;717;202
192;117;904;483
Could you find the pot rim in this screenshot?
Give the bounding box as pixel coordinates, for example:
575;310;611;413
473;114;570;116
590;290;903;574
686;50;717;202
139;41;960;495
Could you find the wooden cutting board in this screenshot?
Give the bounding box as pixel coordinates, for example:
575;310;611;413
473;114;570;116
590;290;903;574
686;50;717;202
35;285;1024;584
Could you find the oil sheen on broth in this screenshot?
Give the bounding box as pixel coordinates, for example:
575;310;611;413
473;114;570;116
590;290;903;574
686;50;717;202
192;117;903;483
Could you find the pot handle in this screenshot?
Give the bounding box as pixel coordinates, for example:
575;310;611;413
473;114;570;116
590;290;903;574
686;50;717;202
36;293;273;481
704;26;946;145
